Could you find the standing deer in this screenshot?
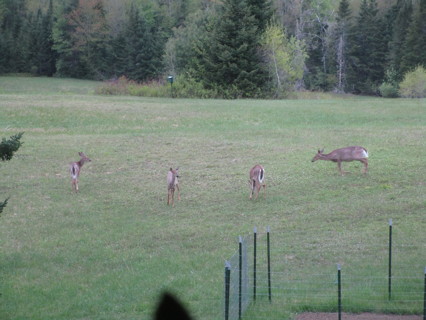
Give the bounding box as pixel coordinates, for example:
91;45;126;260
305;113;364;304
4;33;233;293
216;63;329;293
70;152;91;192
249;164;266;200
167;167;180;206
311;146;368;175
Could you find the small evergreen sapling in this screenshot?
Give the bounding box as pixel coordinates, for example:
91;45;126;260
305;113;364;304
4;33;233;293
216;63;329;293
0;132;24;161
1;132;24;215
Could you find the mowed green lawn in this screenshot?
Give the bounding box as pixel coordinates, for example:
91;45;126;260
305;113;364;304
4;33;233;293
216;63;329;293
0;76;425;320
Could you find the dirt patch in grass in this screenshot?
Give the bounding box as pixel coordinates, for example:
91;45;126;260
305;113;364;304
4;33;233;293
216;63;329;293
296;312;422;320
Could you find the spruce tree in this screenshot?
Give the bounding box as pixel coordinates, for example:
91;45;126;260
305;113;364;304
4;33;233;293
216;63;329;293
53;0;86;78
117;4;165;82
246;0;272;32
39;0;56;76
347;0;386;93
197;0;268;97
401;0;426;74
335;0;352;92
387;0;413;80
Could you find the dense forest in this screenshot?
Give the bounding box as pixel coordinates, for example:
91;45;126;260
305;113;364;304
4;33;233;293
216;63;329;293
0;0;425;98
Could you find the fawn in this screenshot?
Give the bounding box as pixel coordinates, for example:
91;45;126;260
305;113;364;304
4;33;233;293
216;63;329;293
167;167;180;206
249;164;266;200
70;152;91;192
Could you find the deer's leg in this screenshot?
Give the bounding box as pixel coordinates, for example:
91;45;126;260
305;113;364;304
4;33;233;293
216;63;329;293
254;185;261;200
176;184;181;201
167;189;175;207
337;161;345;175
262;184;266;199
72;179;78;192
250;180;256;199
360;159;368;174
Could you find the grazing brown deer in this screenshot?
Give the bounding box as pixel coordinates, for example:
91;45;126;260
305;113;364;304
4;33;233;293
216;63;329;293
311;146;368;175
167;167;180;206
249;164;266;200
70;152;91;192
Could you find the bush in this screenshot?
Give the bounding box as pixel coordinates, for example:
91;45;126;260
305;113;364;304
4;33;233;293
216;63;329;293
0;132;24;161
95;75;221;98
399;66;426;98
379;82;399;98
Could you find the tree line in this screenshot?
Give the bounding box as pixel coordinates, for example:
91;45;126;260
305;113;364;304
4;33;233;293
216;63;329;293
0;0;425;98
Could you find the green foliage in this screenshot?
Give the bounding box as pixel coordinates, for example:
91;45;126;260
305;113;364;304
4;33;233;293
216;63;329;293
261;23;307;97
399;65;426;98
0;132;24;161
95;74;219;98
379;82;399;98
110;4;166;82
0;196;9;214
386;0;412;81
379;67;400;98
401;0;426;75
194;0;269;98
347;0;387;94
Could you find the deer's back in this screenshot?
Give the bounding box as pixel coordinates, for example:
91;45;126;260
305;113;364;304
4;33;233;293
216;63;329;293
331;146;368;161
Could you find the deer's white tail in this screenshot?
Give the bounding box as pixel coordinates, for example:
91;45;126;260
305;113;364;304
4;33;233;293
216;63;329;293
258;168;265;184
70;152;91;192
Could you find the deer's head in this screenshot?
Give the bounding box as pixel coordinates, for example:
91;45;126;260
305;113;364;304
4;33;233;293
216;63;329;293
78;152;91;164
311;148;324;162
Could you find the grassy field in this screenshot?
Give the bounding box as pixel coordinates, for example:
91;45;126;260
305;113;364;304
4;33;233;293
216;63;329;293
0;76;425;320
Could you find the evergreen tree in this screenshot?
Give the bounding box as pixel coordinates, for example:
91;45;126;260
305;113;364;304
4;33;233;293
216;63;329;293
347;0;387;93
53;0;86;78
0;0;28;73
401;0;426;74
67;0;110;79
387;0;413;80
196;0;268;97
334;0;351;92
112;4;165;81
38;0;56;76
0;132;23;216
246;0;272;32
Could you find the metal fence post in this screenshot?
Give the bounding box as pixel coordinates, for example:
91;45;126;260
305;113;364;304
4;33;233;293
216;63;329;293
224;261;231;320
337;264;342;320
388;218;393;300
267;226;271;302
239;236;243;320
423;266;426;320
253;227;257;302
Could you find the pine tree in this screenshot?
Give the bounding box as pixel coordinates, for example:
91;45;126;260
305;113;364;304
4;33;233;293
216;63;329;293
53;0;86;78
401;0;426;75
347;0;386;93
387;0;413;80
38;0;56;76
197;0;268;97
335;0;351;92
114;4;165;81
246;0;272;32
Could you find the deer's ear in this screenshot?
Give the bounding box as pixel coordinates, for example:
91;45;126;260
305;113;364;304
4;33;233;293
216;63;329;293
154;293;192;320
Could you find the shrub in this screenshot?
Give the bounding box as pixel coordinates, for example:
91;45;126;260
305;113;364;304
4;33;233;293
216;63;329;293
0;132;24;161
399;66;426;98
379;82;399;98
95;76;133;95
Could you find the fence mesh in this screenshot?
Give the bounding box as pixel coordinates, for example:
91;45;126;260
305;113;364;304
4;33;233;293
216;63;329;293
224;223;426;320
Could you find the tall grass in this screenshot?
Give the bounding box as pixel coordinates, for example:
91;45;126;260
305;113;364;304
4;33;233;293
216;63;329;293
0;76;425;320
